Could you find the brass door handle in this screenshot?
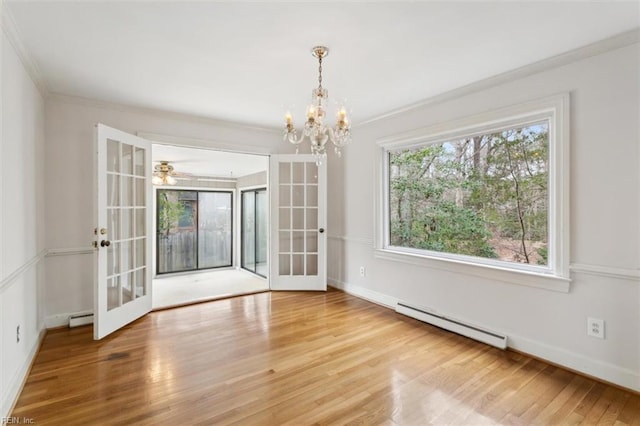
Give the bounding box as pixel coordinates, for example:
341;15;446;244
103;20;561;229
100;240;111;247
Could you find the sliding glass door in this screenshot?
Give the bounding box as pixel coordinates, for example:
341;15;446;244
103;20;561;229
198;192;233;268
242;188;268;277
157;189;232;274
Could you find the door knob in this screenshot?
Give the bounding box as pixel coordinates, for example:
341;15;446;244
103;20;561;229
100;240;111;247
318;228;325;233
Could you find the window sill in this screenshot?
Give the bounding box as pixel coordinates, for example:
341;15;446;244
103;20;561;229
374;248;571;293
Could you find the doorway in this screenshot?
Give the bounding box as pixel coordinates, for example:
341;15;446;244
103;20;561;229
94;125;328;338
150;143;269;309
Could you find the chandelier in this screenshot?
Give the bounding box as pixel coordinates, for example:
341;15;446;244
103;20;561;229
284;46;351;162
152;161;177;186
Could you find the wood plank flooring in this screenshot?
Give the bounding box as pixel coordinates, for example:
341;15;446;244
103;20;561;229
12;289;640;425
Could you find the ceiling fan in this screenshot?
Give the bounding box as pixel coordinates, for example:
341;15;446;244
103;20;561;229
152;161;189;186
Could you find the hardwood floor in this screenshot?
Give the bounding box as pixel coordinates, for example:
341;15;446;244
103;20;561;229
12;289;640;425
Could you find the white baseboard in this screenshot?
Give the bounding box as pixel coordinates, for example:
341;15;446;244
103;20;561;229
396;302;508;350
328;277;639;392
1;327;46;419
328;278;398;309
508;334;640;392
45;310;93;329
45;313;71;328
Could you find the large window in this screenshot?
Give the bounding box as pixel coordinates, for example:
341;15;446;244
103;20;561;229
389;122;549;266
377;95;570;286
157;190;232;274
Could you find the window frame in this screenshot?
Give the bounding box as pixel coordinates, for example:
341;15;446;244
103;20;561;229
374;94;571;292
156;188;234;275
241;187;268;278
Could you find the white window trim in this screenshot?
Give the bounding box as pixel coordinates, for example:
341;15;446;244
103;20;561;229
374;94;571;293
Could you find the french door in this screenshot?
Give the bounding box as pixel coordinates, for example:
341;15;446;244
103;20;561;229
269;155;326;291
94;124;152;340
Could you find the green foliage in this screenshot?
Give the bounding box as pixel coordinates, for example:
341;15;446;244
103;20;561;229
391;201;496;258
389;123;549;265
536;246;548;265
157;191;185;235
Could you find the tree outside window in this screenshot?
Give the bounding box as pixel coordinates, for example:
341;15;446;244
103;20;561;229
388;122;549;266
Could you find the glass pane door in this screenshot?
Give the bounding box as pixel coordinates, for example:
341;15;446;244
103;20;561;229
278;161;318;276
105;139;149;308
199;192;232;268
270;154;326;291
241;188;268;277
242;191;256;272
157;190;197;274
255;190;268;277
96;123;152;340
156;189;232;274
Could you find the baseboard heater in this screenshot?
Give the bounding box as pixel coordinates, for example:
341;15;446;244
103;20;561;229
396;302;507;349
69;312;94;328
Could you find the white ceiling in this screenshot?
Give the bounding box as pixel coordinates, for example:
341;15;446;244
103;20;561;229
6;1;640;130
6;1;639;179
152;144;268;179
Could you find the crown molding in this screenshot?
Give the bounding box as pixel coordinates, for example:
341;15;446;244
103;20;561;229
1;1;50;97
359;28;640;126
138;131;274;156
47;93;282;134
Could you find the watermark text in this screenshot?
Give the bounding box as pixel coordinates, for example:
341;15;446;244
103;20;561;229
1;417;35;425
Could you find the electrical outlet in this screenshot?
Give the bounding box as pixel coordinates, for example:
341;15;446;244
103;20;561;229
16;325;20;343
587;317;605;339
359;266;366;277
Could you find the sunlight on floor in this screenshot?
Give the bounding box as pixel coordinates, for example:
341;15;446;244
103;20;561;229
152;268;268;310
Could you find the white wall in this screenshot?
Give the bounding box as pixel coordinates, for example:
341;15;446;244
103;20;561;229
0;22;46;417
2;8;636;417
236;170;267;189
329;41;640;391
43;96;285;326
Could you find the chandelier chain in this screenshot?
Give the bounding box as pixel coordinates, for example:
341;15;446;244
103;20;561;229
318;55;323;90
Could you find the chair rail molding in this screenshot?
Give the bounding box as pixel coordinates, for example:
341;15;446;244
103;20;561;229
570;263;639;282
46;247;95;257
327;235;373;246
0;249;47;293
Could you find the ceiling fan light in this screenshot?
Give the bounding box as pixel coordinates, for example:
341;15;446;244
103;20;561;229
152;175;163;185
166;175;177;185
